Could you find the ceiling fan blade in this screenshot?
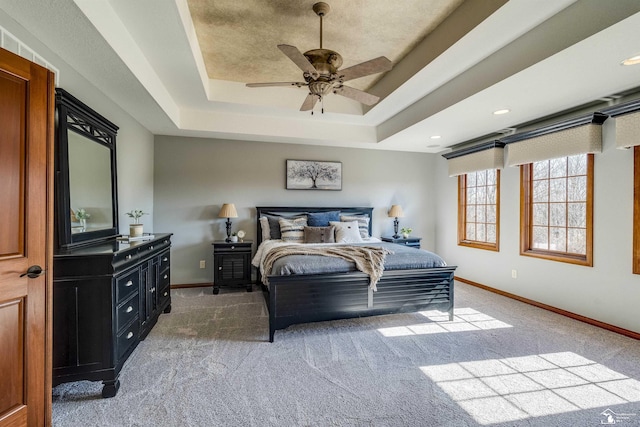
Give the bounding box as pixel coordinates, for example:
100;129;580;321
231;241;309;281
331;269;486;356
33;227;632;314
278;44;319;79
339;57;392;82
334;85;380;106
246;82;306;88
300;94;319;111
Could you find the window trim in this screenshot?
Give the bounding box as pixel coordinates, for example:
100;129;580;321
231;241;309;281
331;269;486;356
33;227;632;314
457;169;500;252
634;146;640;274
519;154;594;266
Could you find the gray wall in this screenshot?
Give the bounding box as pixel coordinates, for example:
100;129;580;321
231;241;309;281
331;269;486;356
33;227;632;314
153;136;437;285
0;11;155;235
434;119;640;334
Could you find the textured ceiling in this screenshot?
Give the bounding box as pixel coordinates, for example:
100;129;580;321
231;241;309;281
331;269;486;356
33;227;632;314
187;0;464;90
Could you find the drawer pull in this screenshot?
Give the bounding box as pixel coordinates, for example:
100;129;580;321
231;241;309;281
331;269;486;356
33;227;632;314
149;245;154;250
126;255;132;260
150;287;156;293
125;306;133;313
163;291;168;297
125;280;134;287
218;266;222;270
126;331;134;339
163;257;168;262
164;274;168;279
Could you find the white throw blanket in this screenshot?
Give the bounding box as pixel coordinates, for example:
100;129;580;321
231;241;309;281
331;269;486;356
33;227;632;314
260;243;392;291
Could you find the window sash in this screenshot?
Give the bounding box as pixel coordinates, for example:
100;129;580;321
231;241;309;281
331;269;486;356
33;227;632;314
458;170;500;251
520;154;593;266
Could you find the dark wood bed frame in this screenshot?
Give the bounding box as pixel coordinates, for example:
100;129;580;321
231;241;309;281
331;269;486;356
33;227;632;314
256;207;457;342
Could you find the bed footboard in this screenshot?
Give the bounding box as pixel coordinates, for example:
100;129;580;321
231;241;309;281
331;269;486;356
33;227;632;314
265;266;456;342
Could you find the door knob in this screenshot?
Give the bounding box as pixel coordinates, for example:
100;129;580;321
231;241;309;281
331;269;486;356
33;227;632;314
20;265;45;278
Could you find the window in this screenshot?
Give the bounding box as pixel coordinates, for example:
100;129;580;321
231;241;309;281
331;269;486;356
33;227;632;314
520;154;593;266
458;169;500;251
634;146;640;274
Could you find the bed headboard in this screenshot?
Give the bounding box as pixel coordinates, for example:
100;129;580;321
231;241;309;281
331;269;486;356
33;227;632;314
255;206;374;246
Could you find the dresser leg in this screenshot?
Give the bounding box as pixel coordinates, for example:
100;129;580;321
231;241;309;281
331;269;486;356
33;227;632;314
246;284;252;292
164;304;172;313
102;378;120;398
213;286;220;295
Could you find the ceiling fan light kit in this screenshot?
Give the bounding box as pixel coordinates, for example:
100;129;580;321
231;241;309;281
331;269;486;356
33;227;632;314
246;2;393;113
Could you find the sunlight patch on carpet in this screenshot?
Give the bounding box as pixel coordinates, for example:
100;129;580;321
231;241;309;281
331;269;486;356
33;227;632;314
420;352;640;425
376;308;512;337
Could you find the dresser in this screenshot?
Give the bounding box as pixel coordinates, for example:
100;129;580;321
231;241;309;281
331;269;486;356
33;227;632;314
212;240;253;294
53;233;172;398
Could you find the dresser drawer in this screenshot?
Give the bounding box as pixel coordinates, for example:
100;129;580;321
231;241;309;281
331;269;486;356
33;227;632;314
158;268;170;291
157;285;170;310
116;293;139;333
158;250;170;273
116;269;139;302
116;317;139;361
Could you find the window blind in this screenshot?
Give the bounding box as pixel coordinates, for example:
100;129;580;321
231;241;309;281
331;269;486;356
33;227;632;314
503;113;606;167
442;142;504;177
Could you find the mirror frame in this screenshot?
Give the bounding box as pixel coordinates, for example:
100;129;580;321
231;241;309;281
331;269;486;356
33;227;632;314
55;88;119;249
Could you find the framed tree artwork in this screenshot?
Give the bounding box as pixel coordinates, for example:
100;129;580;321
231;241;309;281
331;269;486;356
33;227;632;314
286;159;342;190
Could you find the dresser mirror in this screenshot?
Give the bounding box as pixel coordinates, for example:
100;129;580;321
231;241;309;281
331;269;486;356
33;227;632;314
55;88;119;249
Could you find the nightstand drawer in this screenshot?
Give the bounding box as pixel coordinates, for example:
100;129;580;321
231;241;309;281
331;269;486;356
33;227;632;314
158;250;170;273
158;268;170;290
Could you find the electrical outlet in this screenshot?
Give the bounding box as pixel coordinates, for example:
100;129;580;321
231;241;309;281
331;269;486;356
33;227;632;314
200;260;206;269
511;269;517;279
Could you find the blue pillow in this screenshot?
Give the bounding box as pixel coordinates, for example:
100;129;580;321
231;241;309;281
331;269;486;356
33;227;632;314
307;210;341;227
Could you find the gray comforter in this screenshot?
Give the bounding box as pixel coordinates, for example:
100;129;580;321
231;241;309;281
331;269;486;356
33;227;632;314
268;241;446;276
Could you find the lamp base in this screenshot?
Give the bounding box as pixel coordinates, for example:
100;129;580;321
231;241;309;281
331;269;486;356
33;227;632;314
393;217;400;239
225;218;232;242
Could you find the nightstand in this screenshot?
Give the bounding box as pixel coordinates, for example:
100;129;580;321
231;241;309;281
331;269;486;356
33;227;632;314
381;236;422;249
212;240;253;294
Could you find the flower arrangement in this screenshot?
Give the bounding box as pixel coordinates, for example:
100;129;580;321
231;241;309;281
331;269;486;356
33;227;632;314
75;208;91;220
400;227;413;235
126;209;148;224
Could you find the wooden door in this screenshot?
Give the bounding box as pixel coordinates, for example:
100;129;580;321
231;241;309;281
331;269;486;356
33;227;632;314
0;48;54;426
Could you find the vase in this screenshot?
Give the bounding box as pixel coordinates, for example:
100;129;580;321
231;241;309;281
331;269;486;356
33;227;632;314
79;218;86;232
130;224;143;237
230;235;238;243
402;233;409;239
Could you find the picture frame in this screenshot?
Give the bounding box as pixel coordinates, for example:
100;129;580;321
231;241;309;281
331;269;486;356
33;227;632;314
286;159;342;190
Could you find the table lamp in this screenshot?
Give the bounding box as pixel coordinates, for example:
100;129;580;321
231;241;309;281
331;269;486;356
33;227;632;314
388;205;404;238
218;203;238;242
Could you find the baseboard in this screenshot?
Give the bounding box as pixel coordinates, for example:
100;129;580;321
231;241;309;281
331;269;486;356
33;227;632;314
456;276;640;341
170;283;213;289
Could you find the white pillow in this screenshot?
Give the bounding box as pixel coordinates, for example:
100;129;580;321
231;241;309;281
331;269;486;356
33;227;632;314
259;217;271;241
340;215;370;238
330;221;363;243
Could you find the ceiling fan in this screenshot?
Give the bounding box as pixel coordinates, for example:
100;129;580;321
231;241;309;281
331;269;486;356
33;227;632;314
245;2;393;113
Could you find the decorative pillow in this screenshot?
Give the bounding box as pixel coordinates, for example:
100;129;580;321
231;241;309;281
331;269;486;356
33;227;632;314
330;221;363;243
279;217;308;243
304;225;336;243
307;210;341;227
264;214;306;239
340;215;370;238
259;217;271;241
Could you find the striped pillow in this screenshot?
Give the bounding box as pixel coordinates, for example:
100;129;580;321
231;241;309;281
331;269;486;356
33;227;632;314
279;217;308;243
340;215;370;238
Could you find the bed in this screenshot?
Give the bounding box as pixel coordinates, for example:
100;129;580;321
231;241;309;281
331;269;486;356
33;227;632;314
255;206;457;342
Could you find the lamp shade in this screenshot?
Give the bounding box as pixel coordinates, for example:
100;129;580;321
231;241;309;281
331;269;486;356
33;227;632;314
388;205;404;218
218;203;238;218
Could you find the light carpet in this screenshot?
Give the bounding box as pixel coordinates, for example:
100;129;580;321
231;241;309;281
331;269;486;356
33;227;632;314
52;282;640;427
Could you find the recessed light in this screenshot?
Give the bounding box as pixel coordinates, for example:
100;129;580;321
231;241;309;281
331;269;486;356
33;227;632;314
621;54;640;66
493;109;510;115
430;135;441;139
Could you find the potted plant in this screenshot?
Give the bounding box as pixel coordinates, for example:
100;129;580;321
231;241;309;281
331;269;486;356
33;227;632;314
230;232;238;243
400;227;412;239
75;208;90;231
126;209;148;237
